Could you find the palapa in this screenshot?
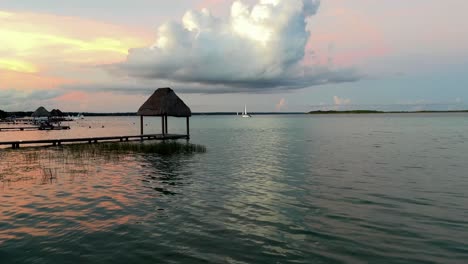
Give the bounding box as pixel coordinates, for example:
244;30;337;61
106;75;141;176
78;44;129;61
50;109;65;117
32;106;51;117
137;88;191;137
137;88;191;117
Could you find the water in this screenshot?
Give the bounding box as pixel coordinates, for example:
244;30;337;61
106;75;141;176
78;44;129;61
1;114;468;263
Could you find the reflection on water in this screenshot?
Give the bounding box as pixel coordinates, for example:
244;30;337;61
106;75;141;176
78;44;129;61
1;114;468;263
0;146;198;250
140;154;194;196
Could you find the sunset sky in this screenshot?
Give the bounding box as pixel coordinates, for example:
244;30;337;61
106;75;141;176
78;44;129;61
1;0;467;112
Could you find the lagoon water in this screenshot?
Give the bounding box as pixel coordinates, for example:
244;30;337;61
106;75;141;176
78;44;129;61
1;114;468;263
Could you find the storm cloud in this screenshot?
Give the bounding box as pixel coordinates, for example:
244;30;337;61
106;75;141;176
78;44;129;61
114;0;360;93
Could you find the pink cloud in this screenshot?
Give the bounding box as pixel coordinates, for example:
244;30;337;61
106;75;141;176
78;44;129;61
0;9;152;91
54;91;89;102
333;96;351;105
276;98;287;111
198;0;224;6
304;3;390;67
0;70;75;90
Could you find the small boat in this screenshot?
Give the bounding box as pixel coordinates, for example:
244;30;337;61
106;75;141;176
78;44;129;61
68;113;85;121
38;121;70;130
242;105;251;118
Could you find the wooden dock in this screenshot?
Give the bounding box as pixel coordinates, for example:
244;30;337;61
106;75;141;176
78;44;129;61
0;126;70;132
0;121;33;125
0;134;189;149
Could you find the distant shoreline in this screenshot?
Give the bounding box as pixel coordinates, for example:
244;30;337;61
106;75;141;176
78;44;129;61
2;110;468;118
308;110;468;114
1;112;306;117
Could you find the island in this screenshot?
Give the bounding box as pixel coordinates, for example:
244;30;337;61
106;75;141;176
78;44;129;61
308;110;468;114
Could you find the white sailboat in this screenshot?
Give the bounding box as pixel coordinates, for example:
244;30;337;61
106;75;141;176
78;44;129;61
242;105;251;118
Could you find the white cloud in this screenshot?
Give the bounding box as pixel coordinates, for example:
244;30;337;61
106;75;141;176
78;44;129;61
114;0;360;93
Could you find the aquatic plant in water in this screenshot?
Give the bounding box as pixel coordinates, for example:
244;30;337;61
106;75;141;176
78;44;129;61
64;141;207;156
0;141;205;184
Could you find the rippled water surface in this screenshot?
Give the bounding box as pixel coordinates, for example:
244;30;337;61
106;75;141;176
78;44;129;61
1;114;468;263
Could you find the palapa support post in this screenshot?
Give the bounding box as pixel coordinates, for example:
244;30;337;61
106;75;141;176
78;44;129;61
165;115;168;135
161;116;165;135
186;117;190;139
140;115;144;135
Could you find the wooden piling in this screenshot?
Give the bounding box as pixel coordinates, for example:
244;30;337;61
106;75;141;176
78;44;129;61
140;116;144;135
186;117;190;139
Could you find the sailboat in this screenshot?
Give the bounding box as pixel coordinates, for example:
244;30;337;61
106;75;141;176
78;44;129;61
242;105;252;118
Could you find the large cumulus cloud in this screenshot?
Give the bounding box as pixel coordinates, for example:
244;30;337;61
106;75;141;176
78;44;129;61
115;0;360;93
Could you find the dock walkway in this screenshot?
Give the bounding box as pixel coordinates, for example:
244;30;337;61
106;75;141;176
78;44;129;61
0;126;70;132
0;121;33;125
0;134;188;149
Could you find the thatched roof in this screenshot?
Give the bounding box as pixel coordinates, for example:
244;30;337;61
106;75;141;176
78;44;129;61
32;106;50;117
50;109;64;117
137;88;191;117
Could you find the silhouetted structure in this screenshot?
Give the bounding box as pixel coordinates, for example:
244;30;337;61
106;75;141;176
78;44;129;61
50;109;65;117
137;88;191;138
32;107;51;118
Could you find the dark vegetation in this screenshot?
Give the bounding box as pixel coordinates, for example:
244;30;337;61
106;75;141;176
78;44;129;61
2;109;468;119
309;110;468;114
65;112;307;116
0;111;33;118
66;112;136;116
1;111;306;117
309;110;382;114
64;141;207;156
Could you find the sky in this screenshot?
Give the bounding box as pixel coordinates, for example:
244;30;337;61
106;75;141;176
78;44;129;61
1;0;468;112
